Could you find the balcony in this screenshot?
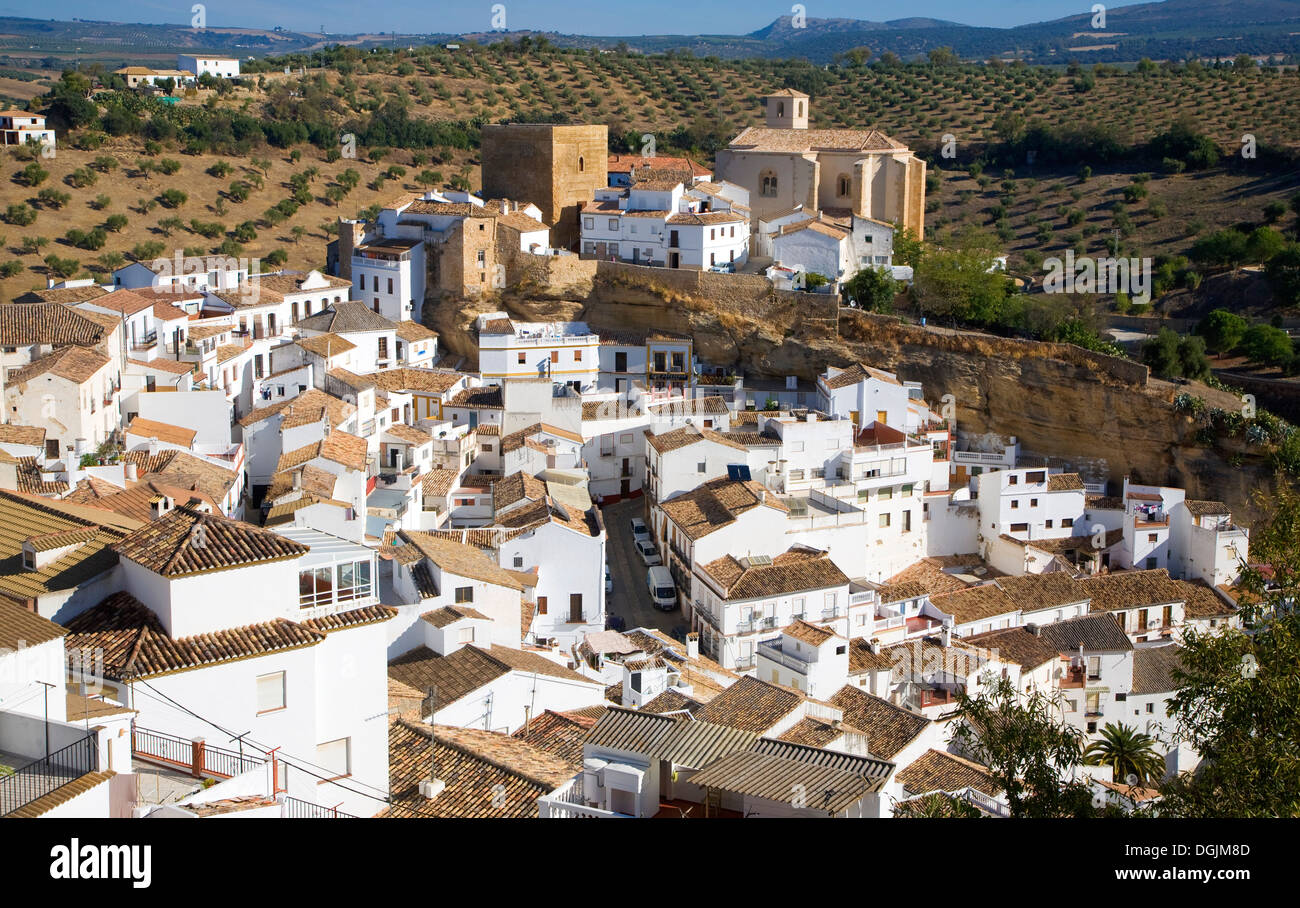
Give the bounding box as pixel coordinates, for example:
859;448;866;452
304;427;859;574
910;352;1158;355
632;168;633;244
919;688;961;709
757;639;809;675
1059;667;1086;689
0;734;99;817
130;331;158;352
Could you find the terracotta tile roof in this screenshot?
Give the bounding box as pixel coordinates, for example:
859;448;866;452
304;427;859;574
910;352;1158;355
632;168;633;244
694;676;803;734
0;490;137;602
778;218;849;240
699;549;847;601
276;431;367;475
7;345;112;385
385;423;432;445
641;689;703;716
0;598;66;650
897;749;1001;797
1036;612;1133;653
11;285;110;305
0;303;108;347
383;719;573;818
64;592;324;680
1179;580;1236;619
395;320;439;343
1131;644;1183;694
239;388;354;429
75;480;220;524
690;743;890;811
962;625;1061;670
299;604;397;634
728;125;907;153
0;425;46;447
1087;495;1124;510
326;367;376;391
398;531;525;591
125;417;196;448
645;395;728;416
492;495;601;538
1047;473;1084;491
65;692;134;723
114;505;308;577
781;618;841;646
777;716;852;748
296;333;356;358
994;573;1089;611
645;424;746;455
1079;568;1187;613
828;685;930;760
370;368;463;395
847;638;894;674
478;317;514;335
128;356;195;376
666;210;745;226
510;709;598;764
492;471;547;511
13;457;70;496
297;301;394;334
388;643;592;712
931;583;1020;626
1185;499;1230;516
821;362;900;389
421;604;490;628
659;477;787;541
5;771;115;818
90;289;156;316
876;580;929;604
121;450;239;503
253;272;351;296
421;468;459;499
447;385;503;410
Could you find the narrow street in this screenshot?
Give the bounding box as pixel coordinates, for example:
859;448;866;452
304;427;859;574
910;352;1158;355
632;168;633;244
601;497;684;638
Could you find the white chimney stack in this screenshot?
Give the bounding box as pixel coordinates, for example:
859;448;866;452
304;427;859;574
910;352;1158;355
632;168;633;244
685;632;699;660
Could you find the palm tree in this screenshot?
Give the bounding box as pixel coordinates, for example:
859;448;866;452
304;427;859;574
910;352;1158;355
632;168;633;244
1084;723;1165;785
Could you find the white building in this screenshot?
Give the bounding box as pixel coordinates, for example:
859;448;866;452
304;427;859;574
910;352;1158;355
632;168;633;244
177;55;240;79
581;180;749;270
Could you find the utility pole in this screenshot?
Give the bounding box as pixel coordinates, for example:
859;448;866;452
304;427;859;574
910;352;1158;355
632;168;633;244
35;681;55;759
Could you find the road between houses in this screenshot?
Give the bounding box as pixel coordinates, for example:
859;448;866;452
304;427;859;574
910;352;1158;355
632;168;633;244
600;497;683;638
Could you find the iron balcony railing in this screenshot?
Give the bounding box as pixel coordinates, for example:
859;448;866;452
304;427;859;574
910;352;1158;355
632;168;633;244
132;725;266;780
281;794;359;819
0;733;99;817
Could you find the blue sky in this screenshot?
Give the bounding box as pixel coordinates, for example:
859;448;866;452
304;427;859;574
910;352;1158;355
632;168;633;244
0;0;1156;36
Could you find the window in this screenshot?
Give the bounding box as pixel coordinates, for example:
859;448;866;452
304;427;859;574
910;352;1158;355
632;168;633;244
837;174;851;196
1045;519;1053;528
359;274;366;291
550;351;559;364
903;511;912;533
1062;518;1074;528
513;555;524;568
257;672;286;714
1008;475;1018;485
458;627;475;644
1087;656;1102;681
336;560;372;602
378;337;388;360
299;567;333;608
455;586;474;603
1148;533;1158;543
387;277;393;294
574;349;582;362
476;251;486;268
878;487;893;501
879;513;890;528
608;218;619;230
537;596;547;615
1010;522;1029;533
759;171;778;197
584;217;594;230
316;738;350;779
1011;499;1020;509
1030;498;1038;507
1146;703;1154;714
569;593;583;623
697;461;707;473
1145;557;1158;569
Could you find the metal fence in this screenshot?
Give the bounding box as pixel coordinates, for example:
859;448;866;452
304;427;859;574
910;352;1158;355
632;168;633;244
132;726;265;779
0;733;99;817
280;794;359;819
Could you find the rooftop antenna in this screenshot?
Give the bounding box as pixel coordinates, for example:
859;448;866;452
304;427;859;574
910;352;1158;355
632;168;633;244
420;684;445;799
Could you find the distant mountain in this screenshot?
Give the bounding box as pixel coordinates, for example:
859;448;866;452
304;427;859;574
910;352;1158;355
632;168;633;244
1;0;1299;68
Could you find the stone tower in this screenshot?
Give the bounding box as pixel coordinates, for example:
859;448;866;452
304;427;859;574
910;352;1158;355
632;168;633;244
480;124;608;251
765;89;809;130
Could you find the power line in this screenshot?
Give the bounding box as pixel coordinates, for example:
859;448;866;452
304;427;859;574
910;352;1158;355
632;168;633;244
131;680;391;804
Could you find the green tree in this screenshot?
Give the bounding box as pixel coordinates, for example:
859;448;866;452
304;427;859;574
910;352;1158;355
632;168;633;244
1265;243;1300;308
953;677;1104;818
1238;323;1294;366
1195;309;1248;355
843;267;898;312
1158;484;1300;817
1083;723;1166;784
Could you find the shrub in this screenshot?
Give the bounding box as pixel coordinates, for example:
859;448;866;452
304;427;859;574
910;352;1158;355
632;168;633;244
4;204;36;226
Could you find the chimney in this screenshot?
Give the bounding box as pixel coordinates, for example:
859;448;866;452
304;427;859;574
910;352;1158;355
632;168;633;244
420;777;446;800
498;199;509;215
1026;623;1041;636
866;638;880;654
292;471;302;490
685;632;699;660
940;627;952;648
124;462;138;482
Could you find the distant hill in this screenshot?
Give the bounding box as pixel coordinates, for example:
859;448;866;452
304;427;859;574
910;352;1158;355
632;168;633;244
1;0;1299;67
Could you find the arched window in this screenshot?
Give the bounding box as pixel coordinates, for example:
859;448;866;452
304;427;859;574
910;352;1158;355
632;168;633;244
777;102;785;117
837;174;852;197
578;156;584;172
760;170;778;197
797;101;804;117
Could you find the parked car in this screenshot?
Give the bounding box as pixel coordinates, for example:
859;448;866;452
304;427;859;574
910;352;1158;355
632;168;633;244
629;518;650;542
635;539;662;566
646;566;676;610
605;613;626;632
605;563;613;594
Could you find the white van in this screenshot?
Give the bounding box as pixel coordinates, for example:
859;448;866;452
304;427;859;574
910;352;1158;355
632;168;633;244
646;566;676;610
